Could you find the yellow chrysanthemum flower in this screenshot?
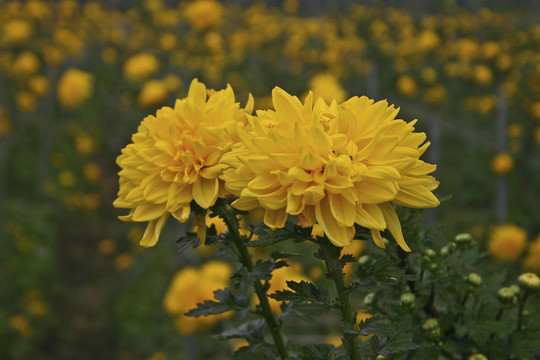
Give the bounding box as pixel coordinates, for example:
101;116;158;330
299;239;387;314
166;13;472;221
221;88;439;250
488;224;527;262
57;69;93;109
523;235;540;272
164;261;233;335
114;79;252;247
123;52;159;80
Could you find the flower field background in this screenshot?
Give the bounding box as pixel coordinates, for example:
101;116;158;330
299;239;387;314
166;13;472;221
1;0;540;359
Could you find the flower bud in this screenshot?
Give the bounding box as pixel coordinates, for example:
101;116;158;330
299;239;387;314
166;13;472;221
454;233;474;248
466;273;483;287
468;354;488;360
518;273;540;292
357;255;371;267
497;287;518;305
440;242;457;256
400;293;416;307
424;248;436;258
422;318;439;332
364;292;375;306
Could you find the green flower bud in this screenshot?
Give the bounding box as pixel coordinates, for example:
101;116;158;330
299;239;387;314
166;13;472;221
364;292;375;306
382;237;390;247
497;287;518;305
357;255;371;267
454;233;475;248
424;249;436;258
428;263;438;271
518;273;540;292
466;273;483;287
400;293;416;307
468;354;488;360
422;318;439;332
509;284;520;295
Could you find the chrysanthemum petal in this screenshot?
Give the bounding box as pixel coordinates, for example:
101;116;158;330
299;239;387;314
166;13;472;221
140;213;169;247
192;177;219;208
370;229;385;249
379;202;411;252
355;203;386;230
328;193;356;226
264;208;288;228
315;198;353;247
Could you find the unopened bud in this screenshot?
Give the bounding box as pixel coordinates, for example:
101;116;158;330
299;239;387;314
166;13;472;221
422;318;439;332
364;292;375;306
424;249;436;258
497;287;518;305
468;354;488;360
518;273;540;292
466;273;483;287
357;255;371;267
454;233;475;248
400;293;416;307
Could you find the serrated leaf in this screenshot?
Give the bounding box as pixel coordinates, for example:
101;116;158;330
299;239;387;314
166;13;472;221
294;343;335;360
213;319;267;341
185;288;249;317
176;231;201;253
270;280;329;303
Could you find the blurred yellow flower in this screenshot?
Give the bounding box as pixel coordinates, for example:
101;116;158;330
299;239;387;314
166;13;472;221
164;261;233;335
101;47;118;64
163;74;182;92
114;253;134;269
26;290;48;316
57;69;93;109
474;65;493;85
83;162;101;182
11;52;41;78
423;84;447;104
10;315;32;338
160;33;177;52
58;170;76;187
357;312;373;341
491;152;514;175
222;88;439;250
524;235;540;273
114;79;251;247
530;101;540;120
0;107;11;136
264;262;309;313
507;124;521;138
308;73;347;105
184;0;224;31
1;19;33;45
488;224;527;262
75;133;99;155
137;80;169;108
397;75;417;97
29;75;50;97
123;53;159;80
98;238;117;255
16;91;37;113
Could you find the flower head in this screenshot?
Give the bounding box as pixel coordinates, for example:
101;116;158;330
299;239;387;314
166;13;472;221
163;261;233;335
524;234;540;272
123;53;159;80
488;224;527;262
114;79;252;247
57;69;93;109
221;88;439;250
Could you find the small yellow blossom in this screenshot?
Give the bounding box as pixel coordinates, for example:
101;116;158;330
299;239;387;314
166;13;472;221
123;53;159;80
488;224;527;262
57;69;93;109
11;52;40;78
16;91;37;113
26;290;48;316
101;47;118;64
524;235;540;272
308;74;347;105
397;75;417;97
29;75;50;97
114;253;134;269
137;80;169;108
491;152;513;175
83;162;101;182
184;0;224;30
58;170;76;187
10;315;32;337
98;238;117;255
164;261;233;335
1;19;33;45
75;133;99;155
0;107;11;135
474;65;493;85
507;124;521;138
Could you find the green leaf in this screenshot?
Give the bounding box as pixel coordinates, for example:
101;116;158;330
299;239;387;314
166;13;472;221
213;319;267;341
185;288;249;317
294;343;335;360
270;280;329;303
176;231;201;253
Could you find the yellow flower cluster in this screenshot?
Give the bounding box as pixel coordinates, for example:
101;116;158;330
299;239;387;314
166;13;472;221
115;79;439;251
163;261;233;335
487;224;527;262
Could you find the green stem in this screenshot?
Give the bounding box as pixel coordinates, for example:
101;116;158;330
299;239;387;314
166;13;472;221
221;211;289;360
517;293;529;330
324;256;361;360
